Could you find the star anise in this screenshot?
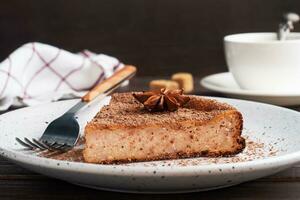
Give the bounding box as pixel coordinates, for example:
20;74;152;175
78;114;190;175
132;88;190;112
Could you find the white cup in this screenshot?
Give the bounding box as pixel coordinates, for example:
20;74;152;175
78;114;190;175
224;32;300;92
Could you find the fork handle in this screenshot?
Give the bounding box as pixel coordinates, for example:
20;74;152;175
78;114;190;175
81;65;137;102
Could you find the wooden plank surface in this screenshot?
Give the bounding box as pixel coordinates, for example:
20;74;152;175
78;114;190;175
0;77;300;199
1;0;300;76
0;157;300;200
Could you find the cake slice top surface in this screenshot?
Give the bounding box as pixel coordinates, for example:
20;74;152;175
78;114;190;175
88;92;237;128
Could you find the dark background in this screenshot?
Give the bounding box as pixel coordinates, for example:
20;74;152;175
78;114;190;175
1;0;300;76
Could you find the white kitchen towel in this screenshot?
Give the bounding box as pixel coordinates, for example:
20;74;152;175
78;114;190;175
0;42;124;111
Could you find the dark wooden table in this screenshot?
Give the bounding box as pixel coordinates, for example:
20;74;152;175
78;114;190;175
0;77;300;200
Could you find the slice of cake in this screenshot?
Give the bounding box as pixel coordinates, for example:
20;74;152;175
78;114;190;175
83;90;245;164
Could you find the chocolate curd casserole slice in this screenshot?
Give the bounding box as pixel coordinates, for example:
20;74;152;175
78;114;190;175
83;90;245;164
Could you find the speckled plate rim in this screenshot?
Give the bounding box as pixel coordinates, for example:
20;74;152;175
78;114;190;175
1;146;299;176
1;97;300;177
201;72;300;96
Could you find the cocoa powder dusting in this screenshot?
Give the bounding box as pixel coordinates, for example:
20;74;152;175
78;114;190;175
40;138;85;162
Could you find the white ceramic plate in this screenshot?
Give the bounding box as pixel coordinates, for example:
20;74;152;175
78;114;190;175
1;97;300;193
200;72;300;106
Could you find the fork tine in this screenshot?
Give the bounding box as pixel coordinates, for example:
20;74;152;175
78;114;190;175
16;137;72;152
24;138;41;149
46;142;69;151
49;142;57;147
42;141;65;151
15;137;34;150
32;139;48;150
55;143;69;150
49;142;63;150
41;141;55;151
53;143;65;148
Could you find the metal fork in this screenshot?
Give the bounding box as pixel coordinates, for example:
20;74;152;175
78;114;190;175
16;65;137;152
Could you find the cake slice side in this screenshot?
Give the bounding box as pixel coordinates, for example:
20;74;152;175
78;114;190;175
83;98;245;164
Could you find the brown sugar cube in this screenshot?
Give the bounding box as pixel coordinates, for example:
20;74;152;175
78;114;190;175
149;80;179;90
171;72;194;93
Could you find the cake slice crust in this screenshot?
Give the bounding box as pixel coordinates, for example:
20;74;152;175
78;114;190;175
83;93;245;164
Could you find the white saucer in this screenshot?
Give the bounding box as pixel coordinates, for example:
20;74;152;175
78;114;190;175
200;72;300;106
